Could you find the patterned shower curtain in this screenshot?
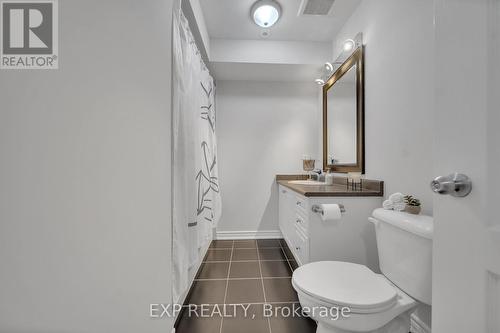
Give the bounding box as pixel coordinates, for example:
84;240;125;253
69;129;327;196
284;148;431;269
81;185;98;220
196;67;221;246
172;8;221;303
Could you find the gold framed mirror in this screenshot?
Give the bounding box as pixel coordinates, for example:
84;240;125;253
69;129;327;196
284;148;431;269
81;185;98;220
323;46;364;173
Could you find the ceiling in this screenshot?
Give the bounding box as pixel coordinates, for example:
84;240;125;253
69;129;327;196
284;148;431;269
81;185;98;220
199;0;361;42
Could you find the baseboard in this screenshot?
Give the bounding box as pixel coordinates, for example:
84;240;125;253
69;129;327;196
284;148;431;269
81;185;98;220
411;313;431;333
216;230;282;240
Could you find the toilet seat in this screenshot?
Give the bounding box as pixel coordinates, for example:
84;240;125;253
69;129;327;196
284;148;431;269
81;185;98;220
292;261;399;314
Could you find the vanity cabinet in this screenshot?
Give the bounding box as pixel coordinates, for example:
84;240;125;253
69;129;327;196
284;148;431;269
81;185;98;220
278;184;383;272
279;186;310;265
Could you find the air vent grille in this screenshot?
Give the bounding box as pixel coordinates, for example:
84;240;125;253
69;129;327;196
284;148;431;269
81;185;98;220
299;0;335;16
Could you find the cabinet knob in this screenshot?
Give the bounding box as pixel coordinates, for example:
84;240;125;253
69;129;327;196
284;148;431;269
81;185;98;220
296;219;301;224
295;246;300;251
296;201;301;206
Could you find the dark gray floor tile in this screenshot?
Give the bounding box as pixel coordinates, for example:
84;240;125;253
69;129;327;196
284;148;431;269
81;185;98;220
269;303;317;333
257;239;282;248
233;240;257;248
222;304;269;333
204;249;232;262
197;262;230;279
176;305;222;333
210;240;233;248
263;278;298;303
229;261;261;279
260;260;292;278
258;248;287;261
188;280;226;305
232;248;258;261
221;304;269;333
226;279;265;304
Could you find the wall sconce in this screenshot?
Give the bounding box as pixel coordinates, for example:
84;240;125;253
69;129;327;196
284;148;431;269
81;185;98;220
324;62;334;73
343;39;356;52
315;78;325;85
315;33;362;86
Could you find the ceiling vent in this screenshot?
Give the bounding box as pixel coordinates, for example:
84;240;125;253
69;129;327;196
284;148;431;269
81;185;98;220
298;0;335;16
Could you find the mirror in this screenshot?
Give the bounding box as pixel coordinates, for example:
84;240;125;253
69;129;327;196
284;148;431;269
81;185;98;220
323;47;364;173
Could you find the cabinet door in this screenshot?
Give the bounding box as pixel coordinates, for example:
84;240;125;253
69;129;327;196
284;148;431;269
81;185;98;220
278;186;290;240
294;224;310;265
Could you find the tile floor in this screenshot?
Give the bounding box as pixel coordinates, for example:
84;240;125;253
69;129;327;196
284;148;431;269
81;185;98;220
175;239;317;333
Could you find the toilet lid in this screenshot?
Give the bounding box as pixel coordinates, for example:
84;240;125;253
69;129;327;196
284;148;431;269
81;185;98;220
292;261;398;313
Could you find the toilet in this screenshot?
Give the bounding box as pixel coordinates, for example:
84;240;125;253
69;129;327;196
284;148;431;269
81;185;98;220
292;208;433;333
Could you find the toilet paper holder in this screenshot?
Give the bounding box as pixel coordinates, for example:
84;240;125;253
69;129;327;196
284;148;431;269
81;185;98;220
311;204;346;215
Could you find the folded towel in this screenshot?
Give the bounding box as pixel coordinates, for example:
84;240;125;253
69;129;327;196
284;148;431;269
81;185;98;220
394;202;406;212
389;192;405;204
383;200;394;210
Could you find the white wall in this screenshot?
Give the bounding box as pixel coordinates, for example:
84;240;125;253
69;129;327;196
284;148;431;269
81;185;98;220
0;1;173;332
216;81;319;234
330;0;434;330
331;0;435;216
210;39;332;65
211;62;323;83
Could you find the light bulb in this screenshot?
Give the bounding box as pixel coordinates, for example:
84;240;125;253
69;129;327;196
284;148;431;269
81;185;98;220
324;62;334;72
343;39;356;52
315;78;325;85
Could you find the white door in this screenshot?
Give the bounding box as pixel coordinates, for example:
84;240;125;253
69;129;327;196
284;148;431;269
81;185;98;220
433;0;500;332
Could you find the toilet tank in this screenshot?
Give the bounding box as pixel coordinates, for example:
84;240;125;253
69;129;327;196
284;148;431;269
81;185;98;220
369;208;433;305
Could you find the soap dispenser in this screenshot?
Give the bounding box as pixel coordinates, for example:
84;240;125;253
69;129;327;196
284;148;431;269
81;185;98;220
325;170;334;185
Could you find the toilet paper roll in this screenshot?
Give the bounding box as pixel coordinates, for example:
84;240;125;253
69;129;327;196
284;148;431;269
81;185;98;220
319;204;342;222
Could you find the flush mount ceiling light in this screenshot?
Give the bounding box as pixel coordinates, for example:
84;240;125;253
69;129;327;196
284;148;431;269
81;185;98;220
251;0;282;28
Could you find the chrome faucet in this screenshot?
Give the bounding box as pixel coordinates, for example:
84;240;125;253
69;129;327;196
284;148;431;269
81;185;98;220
310;169;324;182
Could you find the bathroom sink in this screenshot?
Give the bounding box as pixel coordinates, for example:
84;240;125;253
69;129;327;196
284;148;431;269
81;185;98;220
288;180;325;186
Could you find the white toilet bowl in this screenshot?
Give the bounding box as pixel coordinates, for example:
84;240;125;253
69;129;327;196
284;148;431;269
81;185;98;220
292;209;433;333
292;261;418;333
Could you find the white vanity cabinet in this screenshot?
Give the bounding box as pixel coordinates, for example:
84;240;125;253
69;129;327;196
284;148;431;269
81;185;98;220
279;186;310;265
278;184;383;272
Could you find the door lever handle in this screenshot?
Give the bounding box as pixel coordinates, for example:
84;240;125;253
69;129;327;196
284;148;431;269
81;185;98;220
430;173;472;197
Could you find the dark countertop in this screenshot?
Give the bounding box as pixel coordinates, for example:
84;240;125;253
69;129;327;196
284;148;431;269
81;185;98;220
276;174;384;197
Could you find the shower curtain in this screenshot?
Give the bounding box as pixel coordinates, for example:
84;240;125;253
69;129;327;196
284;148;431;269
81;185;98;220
172;8;221;303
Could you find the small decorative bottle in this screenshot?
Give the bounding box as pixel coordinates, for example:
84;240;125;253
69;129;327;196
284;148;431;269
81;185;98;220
325;170;335;185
